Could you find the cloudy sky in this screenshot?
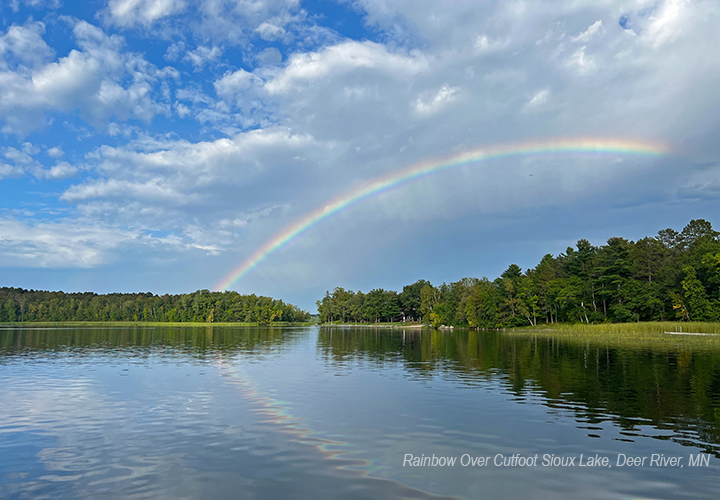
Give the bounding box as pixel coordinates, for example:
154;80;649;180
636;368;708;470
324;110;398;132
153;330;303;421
1;0;719;310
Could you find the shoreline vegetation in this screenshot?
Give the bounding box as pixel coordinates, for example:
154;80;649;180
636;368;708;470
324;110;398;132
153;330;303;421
319;321;720;350
0;288;311;325
317;219;720;329
0;321;316;327
320;320;720;334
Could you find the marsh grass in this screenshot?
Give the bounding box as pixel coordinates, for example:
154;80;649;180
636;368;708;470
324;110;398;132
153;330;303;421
508;322;720;350
532;321;719;334
320;321;424;328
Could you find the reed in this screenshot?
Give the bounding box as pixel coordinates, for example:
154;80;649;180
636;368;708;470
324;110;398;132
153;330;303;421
542;321;720;335
507;322;720;351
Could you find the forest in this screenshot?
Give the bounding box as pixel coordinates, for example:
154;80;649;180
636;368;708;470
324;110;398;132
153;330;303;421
0;288;310;324
316;219;720;327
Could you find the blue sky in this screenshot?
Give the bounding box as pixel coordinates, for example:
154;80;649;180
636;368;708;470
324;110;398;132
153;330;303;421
1;0;719;311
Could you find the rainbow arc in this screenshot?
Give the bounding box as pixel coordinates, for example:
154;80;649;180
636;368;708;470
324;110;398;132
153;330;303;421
216;137;669;291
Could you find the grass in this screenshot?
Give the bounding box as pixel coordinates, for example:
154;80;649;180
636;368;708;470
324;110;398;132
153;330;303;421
540;321;720;335
505;321;720;350
320;320;720;350
320;321;424;328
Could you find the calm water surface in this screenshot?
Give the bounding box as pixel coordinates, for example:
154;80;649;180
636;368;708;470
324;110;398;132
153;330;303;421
1;325;719;499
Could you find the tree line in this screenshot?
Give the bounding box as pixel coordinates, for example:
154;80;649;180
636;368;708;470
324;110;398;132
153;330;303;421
0;288;311;324
316;219;720;327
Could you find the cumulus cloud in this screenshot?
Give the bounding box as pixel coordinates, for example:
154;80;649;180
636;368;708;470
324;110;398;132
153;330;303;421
46;146;64;158
8;0;61;11
62;178;182;202
197;0;302;43
163;40;185;61
105;0;186;27
1;144;79;180
184;45;222;69
0;162;24;179
35;161;79;179
54;128;327;239
263;40;428;94
214;68;262;98
22;142;40;155
4;146;35;165
255;21;286;41
0;218;142;267
0;21;55;69
0;20;174;134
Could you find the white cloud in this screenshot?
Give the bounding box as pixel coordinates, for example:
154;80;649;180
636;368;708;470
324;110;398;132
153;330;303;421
106;0;186;27
0;21;55;69
61;178;181;202
0;20;173;133
641;0;691;49
194;0;304;45
219;204;288;228
263;41;428;94
523;88;550;110
4;146;35;165
48;145;65;157
256;47;283;66
34;161;79;180
184;45;222;69
572;20;605;43
255;21;286;41
58;128;323;218
164;40;185;61
22;142;40;155
474;34;510;53
0;162;24;179
414;84;461;115
8;0;61;11
174;102;191;117
214;68;261;98
566;46;596;75
0;218;142;267
2;145;79;180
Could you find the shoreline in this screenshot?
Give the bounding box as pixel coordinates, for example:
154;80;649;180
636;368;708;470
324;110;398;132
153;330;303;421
0;321;316;328
320;323;425;328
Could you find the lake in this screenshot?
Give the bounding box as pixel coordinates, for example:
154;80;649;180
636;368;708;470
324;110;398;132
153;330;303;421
1;325;719;499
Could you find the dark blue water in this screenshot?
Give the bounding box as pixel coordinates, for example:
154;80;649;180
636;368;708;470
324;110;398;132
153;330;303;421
1;326;719;499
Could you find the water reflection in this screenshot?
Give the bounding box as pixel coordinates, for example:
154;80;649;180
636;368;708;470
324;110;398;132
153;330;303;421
0;325;296;361
318;327;720;455
2;325;720;500
0;326;453;500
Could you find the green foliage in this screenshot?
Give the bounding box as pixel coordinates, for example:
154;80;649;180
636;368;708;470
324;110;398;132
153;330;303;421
317;218;720;327
0;288;310;324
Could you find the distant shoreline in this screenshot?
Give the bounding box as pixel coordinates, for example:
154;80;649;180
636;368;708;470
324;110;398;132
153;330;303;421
320;322;426;328
319;321;720;337
0;321;316;328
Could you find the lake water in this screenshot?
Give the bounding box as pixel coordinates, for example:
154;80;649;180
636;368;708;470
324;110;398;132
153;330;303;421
1;325;719;499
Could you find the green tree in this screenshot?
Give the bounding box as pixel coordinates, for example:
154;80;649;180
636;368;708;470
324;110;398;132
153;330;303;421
681;266;714;321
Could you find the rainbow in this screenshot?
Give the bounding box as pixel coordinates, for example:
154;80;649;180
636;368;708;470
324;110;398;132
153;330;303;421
215;137;668;290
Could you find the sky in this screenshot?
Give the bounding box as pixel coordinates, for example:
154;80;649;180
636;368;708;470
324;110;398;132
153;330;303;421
0;0;719;311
